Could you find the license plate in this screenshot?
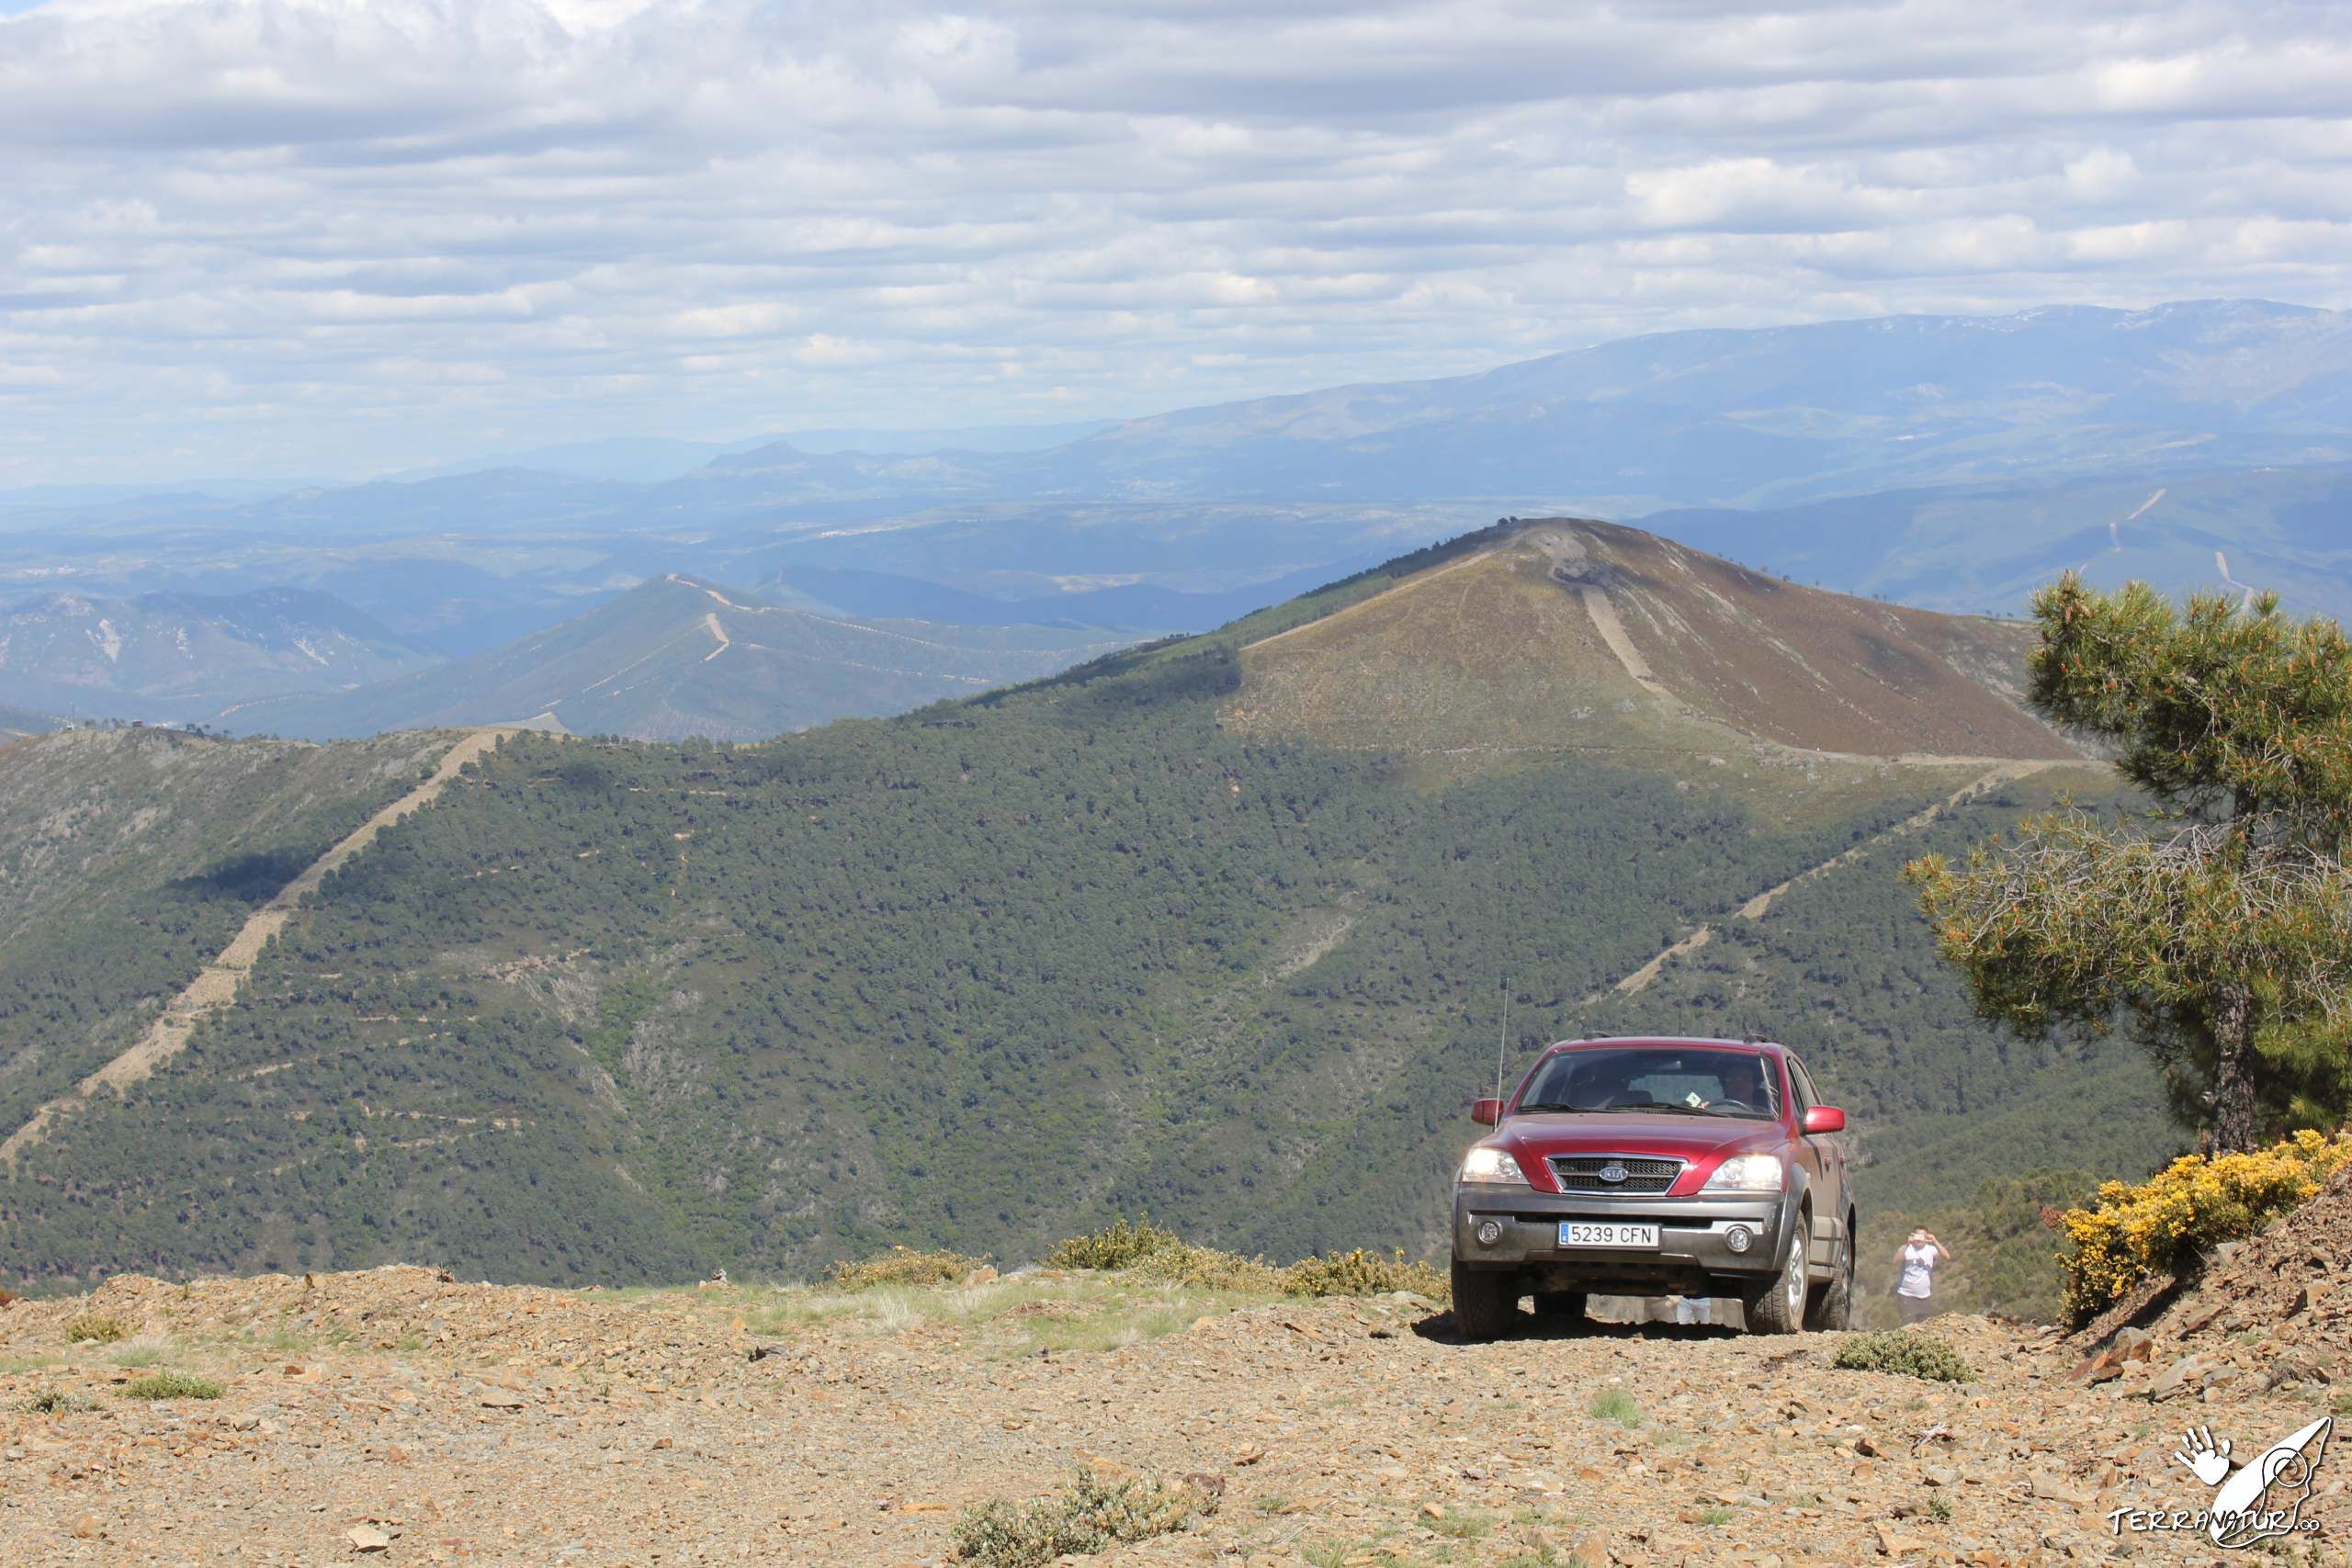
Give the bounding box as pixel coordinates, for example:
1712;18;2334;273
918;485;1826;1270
1558;1221;1658;1249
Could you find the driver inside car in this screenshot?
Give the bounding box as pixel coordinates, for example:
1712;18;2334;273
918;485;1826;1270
1713;1055;1765;1111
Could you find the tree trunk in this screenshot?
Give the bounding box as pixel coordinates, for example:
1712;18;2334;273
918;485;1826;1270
2211;984;2261;1154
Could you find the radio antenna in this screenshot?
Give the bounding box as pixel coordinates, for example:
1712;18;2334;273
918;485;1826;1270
1493;975;1510;1116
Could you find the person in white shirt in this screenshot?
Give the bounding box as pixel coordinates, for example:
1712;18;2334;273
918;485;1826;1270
1894;1227;1951;1324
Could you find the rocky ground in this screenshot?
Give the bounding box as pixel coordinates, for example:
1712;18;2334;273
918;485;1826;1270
2;1264;2345;1567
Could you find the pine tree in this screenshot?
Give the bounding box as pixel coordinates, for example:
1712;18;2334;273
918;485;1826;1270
1907;573;2352;1151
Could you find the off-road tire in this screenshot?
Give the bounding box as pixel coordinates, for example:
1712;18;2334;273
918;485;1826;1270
1451;1260;1515;1342
1532;1291;1587;1324
1804;1215;1855;1331
1746;1212;1809;1336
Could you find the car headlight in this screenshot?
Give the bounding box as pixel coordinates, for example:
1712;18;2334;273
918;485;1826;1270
1701;1153;1785;1192
1457;1147;1527;1185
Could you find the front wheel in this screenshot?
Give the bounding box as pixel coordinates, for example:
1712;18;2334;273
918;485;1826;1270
1451;1259;1515;1342
1746;1213;1808;1335
1804;1217;1854;1331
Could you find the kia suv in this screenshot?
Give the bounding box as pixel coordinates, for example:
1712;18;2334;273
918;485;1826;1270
1449;1036;1853;1338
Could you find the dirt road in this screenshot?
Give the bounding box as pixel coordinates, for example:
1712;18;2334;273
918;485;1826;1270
0;1266;2325;1566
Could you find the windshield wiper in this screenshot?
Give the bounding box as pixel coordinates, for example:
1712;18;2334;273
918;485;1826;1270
1513;1101;1608;1114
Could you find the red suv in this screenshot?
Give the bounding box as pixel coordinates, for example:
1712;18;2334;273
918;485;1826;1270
1449;1036;1854;1338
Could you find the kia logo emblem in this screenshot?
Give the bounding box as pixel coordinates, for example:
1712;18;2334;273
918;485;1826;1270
1598;1163;1628;1184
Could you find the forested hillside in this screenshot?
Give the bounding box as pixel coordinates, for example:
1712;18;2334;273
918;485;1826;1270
0;728;456;1165
0;523;2179;1292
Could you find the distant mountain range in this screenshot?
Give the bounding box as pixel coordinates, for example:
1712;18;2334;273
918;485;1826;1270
220;574;1148;741
0;587;430;717
0;300;2342;724
1645;463;2352;625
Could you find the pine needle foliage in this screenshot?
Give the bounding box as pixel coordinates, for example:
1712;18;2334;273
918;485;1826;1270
1907;575;2352;1149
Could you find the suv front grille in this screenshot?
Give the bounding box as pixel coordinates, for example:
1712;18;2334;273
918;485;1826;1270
1548;1154;1683;1194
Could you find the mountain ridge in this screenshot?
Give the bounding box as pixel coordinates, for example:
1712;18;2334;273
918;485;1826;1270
1224;518;2079;772
0;584;431;719
221;572;1150;741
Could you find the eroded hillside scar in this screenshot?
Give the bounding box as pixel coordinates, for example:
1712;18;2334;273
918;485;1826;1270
1604;760;2053;996
0;728;513;1166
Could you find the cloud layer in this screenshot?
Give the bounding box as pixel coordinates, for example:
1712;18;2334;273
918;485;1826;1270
3;0;2348;482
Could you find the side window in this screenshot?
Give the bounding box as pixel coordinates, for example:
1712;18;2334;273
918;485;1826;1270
1787;1055;1818;1115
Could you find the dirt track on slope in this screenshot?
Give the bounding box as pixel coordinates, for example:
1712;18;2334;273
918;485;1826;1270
1606;761;2053;997
0;728;512;1167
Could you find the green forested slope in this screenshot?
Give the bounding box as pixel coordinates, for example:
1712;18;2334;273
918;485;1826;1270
0;728;456;1152
2;613;2171;1294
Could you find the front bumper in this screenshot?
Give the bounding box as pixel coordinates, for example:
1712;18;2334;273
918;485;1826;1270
1452;1185;1789;1296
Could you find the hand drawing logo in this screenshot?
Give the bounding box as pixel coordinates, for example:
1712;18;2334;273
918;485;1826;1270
2167;1416;2331;1548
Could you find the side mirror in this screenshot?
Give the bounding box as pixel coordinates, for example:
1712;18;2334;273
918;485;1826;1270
1803;1105;1846;1134
1470;1097;1501;1126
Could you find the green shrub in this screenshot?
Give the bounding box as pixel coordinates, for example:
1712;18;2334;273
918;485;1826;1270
1587;1386;1641;1426
120;1371;226;1401
951;1468;1216;1568
1046;1222;1444;1299
62;1314;128;1345
1831;1330;1977;1383
1044;1218;1188;1271
17;1388;98;1414
1282;1247;1448;1300
1136;1243;1286;1293
1044;1220;1285;1292
826;1247;988;1292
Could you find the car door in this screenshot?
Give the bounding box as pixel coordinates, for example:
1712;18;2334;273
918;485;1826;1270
1787;1053;1846;1259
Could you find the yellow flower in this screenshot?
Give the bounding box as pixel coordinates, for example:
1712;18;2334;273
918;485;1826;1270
2056;1131;2350;1325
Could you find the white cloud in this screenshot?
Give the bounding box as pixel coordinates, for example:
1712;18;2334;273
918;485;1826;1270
0;0;2347;482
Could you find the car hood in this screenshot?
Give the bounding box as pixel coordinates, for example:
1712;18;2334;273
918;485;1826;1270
1488;1112;1780;1194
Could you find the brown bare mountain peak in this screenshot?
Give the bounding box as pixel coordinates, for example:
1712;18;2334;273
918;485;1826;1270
1227;517;2080;767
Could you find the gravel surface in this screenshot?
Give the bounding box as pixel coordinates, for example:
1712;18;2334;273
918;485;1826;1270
2;1266;2344;1565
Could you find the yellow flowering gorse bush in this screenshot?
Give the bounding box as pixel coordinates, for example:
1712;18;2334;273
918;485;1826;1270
2060;1129;2352;1325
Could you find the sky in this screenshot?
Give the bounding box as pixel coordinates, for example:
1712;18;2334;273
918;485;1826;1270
2;0;2349;486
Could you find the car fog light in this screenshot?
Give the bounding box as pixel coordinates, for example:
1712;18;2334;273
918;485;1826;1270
1724;1224;1754;1254
1476;1220;1503;1247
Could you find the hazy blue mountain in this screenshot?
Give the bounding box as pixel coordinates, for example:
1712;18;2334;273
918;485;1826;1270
382;420;1120;485
382;437;775;486
3;301;2346;661
765;420;1120;455
0;587;432;720
1008;299;2350;511
226;574;1149;741
1644;463;2352;626
0;479;336;519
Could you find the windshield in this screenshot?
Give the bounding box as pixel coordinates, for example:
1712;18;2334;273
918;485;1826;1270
1515;1046;1781;1121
